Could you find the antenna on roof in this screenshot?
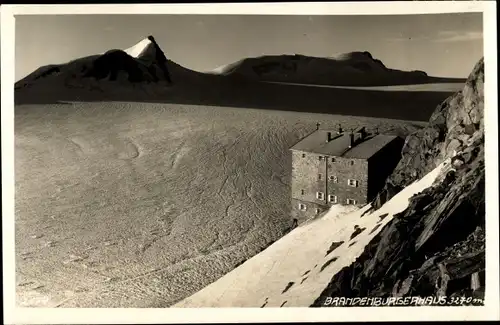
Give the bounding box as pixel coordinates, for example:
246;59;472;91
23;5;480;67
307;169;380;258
357;126;367;140
316;122;321;130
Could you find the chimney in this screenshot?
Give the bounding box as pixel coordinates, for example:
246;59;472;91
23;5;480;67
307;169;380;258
316;122;321;130
326;132;333;142
357;127;367;140
349;132;355;148
337;124;343;135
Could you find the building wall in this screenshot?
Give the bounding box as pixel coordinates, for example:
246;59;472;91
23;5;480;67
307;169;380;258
290;136;404;221
291;149;369;211
291;198;328;223
326;156;368;206
291;150;327;206
367;137;405;200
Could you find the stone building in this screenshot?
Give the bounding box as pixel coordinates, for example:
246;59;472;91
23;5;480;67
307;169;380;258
290;125;404;223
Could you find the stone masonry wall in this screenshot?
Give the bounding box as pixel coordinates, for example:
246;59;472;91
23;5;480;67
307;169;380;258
291;150;328;206
291;149;368;219
326;156;368;206
291;198;328;223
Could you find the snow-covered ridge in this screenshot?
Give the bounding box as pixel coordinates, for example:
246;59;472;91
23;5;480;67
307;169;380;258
124;37;154;58
174;158;452;308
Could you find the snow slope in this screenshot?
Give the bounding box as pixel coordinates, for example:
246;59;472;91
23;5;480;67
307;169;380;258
175;158;451;308
124;38;154;58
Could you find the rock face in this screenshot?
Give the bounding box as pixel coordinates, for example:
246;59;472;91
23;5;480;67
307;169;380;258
84;49;156;83
313;57;485;306
372;58;484;209
136;35;172;83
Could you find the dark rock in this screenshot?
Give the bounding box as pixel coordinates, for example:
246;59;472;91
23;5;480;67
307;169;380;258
360;207;374;217
429;96;450;131
313;58;485;306
281;282;295;294
371;58;484;210
451;156;465;169
320;257;339;272
144;35;172;83
325;241;344;256
464;123;476;135
369;224;382;235
349;226;366;241
378;213;389;221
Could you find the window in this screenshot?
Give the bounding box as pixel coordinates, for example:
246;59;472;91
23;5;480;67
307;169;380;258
301;189;305;195
302;153;306;158
316;192;325;200
346;199;357;205
315;208;321;214
329;175;338;183
347;179;358;187
299;203;307;211
331;158;336;162
328;195;338;203
319;156;324;161
318;173;322;180
350;161;355;165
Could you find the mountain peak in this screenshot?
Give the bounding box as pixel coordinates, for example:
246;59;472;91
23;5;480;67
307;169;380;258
124;35;168;63
125;37;155;59
121;35;172;83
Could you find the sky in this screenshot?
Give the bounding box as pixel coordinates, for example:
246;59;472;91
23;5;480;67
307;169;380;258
14;13;483;81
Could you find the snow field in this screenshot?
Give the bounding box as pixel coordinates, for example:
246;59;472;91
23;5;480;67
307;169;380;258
15;101;422;307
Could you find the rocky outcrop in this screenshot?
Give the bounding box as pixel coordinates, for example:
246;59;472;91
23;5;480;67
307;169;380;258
137;35;172;83
372;58;484;209
84;49;157;83
313;57;485;306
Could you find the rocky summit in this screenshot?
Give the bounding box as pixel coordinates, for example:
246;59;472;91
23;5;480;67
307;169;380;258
313;57;486;306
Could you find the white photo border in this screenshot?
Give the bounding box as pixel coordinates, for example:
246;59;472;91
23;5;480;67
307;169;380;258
2;1;498;323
